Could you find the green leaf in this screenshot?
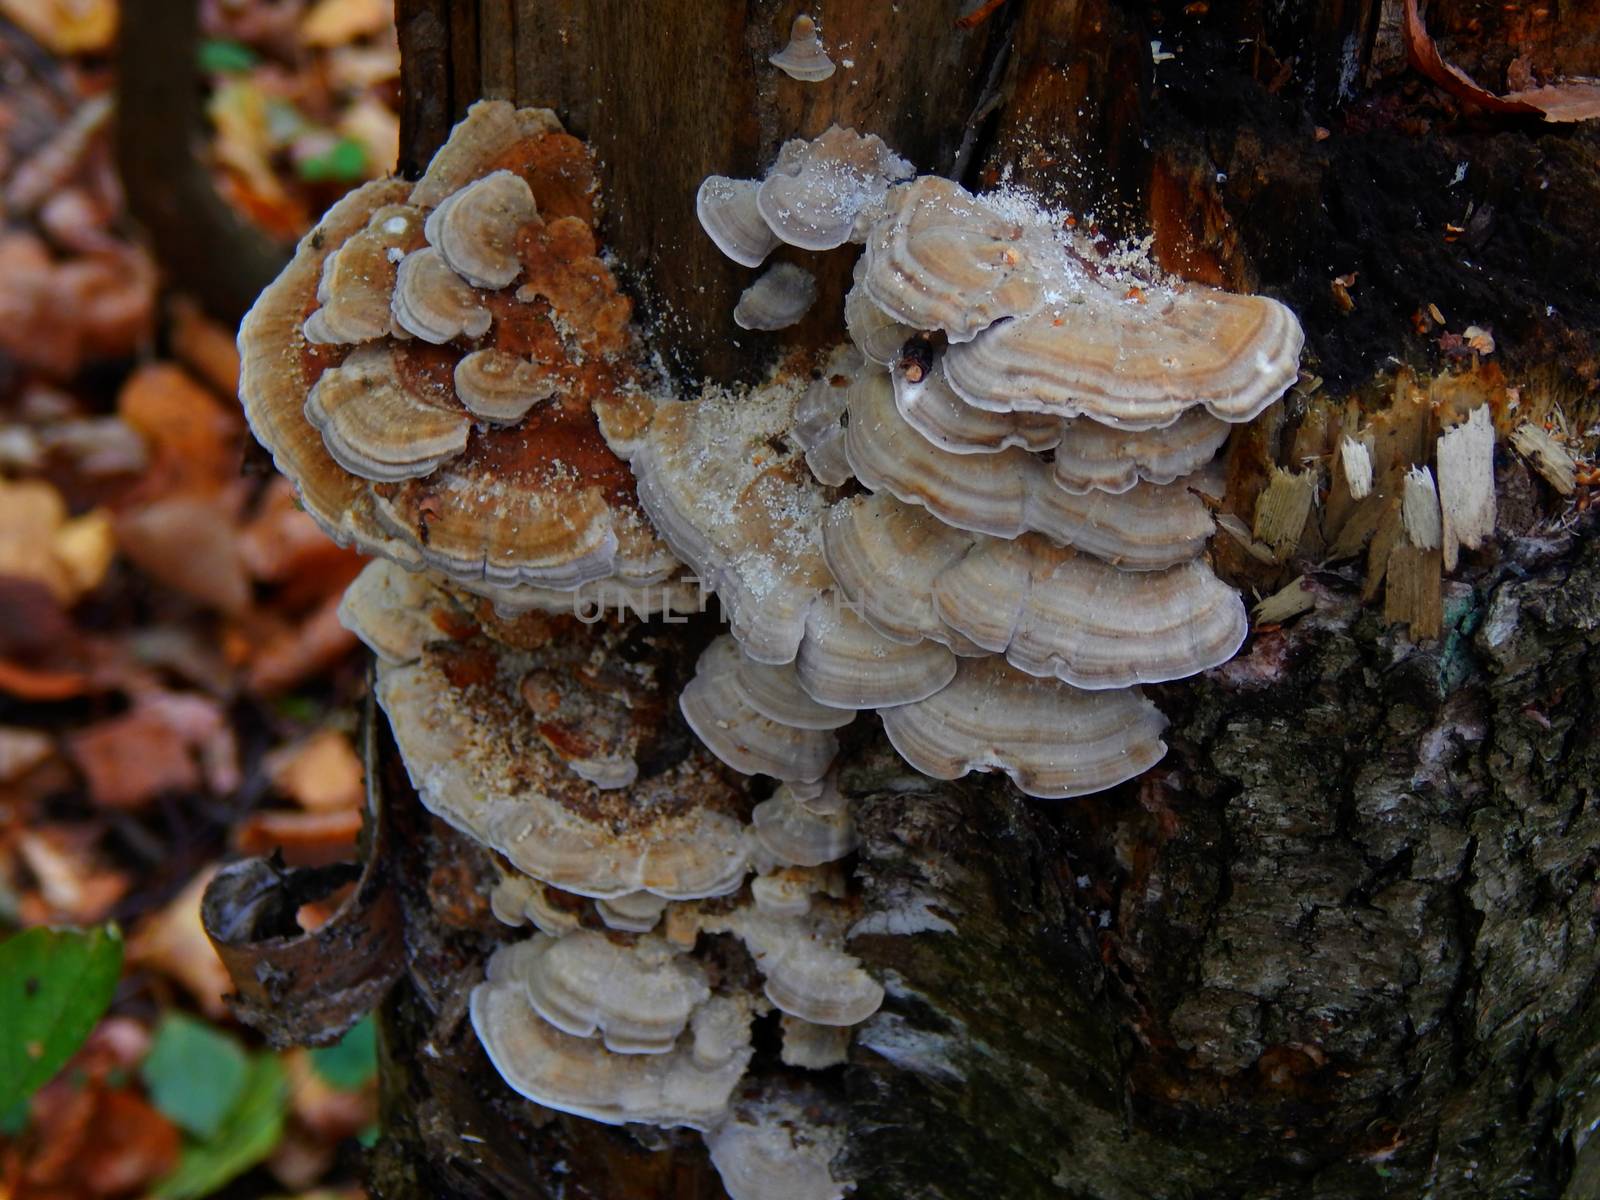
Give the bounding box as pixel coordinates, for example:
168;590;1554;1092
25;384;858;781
298;136;368;183
0;924;123;1112
309;1014;377;1091
141;1013;249;1139
154;1053;287;1200
197;38;259;73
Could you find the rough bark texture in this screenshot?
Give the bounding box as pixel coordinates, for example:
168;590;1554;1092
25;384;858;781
365;3;1600;1197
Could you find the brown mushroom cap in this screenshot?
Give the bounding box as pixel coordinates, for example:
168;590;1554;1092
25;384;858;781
472;941;751;1128
303;342;471;480
680;636;840;783
878;657;1168;798
843;256;918;365
756;126;912;252
408;100;566;209
390;245;493;344
859;176;1043;342
238;109;680;602
790;346;857;488
303;203;427;345
633;378;833;664
378;632;753;900
337;558;472;664
453;348;559;423
942;280;1304;430
423;168;539;290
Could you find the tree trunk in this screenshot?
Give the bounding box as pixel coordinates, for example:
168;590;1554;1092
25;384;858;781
360;3;1600;1197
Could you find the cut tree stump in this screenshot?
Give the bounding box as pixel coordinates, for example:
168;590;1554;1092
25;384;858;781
347;4;1600;1197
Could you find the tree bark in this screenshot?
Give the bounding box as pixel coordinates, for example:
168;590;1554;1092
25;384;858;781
366;3;1600;1197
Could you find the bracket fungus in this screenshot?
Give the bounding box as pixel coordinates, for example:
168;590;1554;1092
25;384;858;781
241;87;1307;1197
769;14;837;83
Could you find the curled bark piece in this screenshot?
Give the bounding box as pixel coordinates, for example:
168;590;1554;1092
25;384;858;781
201;700;401;1047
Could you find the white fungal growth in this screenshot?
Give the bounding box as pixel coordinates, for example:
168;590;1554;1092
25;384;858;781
770;14;837;82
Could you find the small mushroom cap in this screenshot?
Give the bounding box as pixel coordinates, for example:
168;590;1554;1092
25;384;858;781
794;601;958;710
752;867;828;916
846;367;1213;568
734;263;818;331
409;100;565;208
932;539;1249;689
769;13;837;83
893;360;1062;456
843;258;918;364
390;245;492;344
453;348;559;423
696;176;781;268
680;636;839;782
726;908;883;1026
756;126;912;252
733;655;856;731
707;1103;849;1200
942;281;1305;430
423;168;539;289
378;636;753;900
472;942;751;1129
489;873;584;936
791;346;858;488
515;931;712;1054
1051;407;1231;494
752;787;858;867
879;657;1168;798
820;493;985;653
596;890;670;933
303;342;471;481
859;176;1043;341
633;378;833;664
337;559;467;664
303;203;427;345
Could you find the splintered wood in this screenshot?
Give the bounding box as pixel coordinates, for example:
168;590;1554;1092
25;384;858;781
1384;544;1443;638
1436;406;1496;570
1252;467;1317;561
1509;423;1577;495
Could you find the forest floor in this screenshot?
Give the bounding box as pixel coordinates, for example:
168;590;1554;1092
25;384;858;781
0;2;400;1196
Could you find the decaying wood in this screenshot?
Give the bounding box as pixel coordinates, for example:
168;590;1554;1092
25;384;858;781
350;3;1600;1197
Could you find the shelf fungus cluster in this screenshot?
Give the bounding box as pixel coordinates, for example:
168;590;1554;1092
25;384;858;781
241;95;1303;1200
675;126;1303;798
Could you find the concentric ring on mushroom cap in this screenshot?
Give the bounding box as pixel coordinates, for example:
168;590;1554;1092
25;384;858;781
878;656;1168;799
680;636;840;783
942;281;1305;431
844;366;1213;569
238;105;682;603
755;126;912;252
471;941;752;1129
377;636;753;901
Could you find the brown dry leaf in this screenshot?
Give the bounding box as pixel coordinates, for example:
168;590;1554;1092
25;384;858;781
301;0;393;46
168;296;243;398
117;494;252;614
15;825;128;923
116;362;240;499
0;0;117;54
66;706;203;810
0;481;115;603
0;726;54;783
268;729;364;811
239;478;363;586
127;865;235;1019
1403;0;1600;121
246;592;359;694
234;807;364;867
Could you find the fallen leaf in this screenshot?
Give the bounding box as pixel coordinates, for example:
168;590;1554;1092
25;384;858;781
116;363;240;500
127;866;235;1020
0;924;123;1112
301;0;393;46
267;730;364;811
234;808;363;867
0;727;54;783
246;593;358;694
117;495;251;614
1403;0;1600;122
66;707;202;811
0;0;117;54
